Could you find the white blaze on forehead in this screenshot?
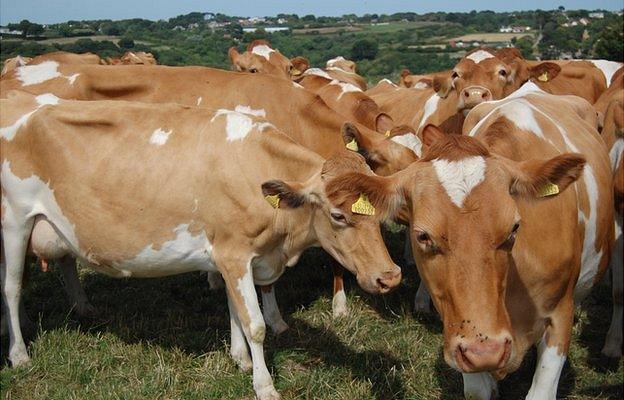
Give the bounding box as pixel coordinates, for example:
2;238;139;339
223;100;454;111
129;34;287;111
234;105;266;118
16;61;80;86
588;60;622;87
251;44;275;60
0;93;60;140
149;128;172;146
302;68;333;80
466;50;495;64
391;133;422;157
326;56;346;67
211;109;274;141
417;93;441;129
432;156;486;207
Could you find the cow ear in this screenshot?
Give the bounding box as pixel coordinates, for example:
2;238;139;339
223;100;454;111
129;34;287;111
433;72;453;98
261;180;309;209
341;123;370;152
375;113;394;133
528;62;561;82
290;56;310;75
508;153;585;198
421;124;446;146
228;47;240;66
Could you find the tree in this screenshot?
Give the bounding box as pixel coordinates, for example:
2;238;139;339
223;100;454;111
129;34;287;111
118;37;135;49
594;26;624;61
351;39;378;61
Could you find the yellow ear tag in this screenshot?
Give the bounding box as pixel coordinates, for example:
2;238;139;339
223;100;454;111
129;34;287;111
537;72;549;82
384;130;391;137
345;138;359;152
351;193;376;216
265;194;280;208
292;69;302;76
538;182;559;197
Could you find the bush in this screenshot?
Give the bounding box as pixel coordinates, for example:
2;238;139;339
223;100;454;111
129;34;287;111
351;39;378;61
118;37;135;49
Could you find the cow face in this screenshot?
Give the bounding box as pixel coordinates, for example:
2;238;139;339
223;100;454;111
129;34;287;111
229;40;296;79
333;126;585;374
261;151;401;294
434;49;560;112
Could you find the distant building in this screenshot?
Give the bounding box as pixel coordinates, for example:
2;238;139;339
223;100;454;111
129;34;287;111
588;12;604;19
0;27;23;35
243;27;289;33
203;13;215;21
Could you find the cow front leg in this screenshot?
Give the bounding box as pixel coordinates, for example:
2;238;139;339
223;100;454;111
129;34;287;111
602;217;623;359
525;297;573;400
260;285;288;334
58;256;97;318
331;261;348;318
227;295;252;371
220;257;280;400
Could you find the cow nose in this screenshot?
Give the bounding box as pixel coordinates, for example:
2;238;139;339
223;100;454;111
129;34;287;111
375;265;402;293
454;335;511;372
461;86;492;109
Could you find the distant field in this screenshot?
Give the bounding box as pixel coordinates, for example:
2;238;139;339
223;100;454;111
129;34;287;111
293;26;361;34
1;230;622;399
293;21;442;35
451;32;534;43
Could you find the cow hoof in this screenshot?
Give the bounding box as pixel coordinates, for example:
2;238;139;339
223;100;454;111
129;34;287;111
256;386;281;400
270;320;289;335
332;305;348;318
10;351;31;368
332;291;348;318
601;342;623;359
232;353;252;372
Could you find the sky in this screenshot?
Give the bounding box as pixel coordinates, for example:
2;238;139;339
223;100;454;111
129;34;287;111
1;0;622;25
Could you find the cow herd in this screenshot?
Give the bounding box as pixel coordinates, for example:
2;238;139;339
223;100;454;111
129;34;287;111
0;41;622;400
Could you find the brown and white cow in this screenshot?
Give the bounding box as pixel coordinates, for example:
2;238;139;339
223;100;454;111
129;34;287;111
335;89;613;399
0;92;401;399
1;51;104;77
0;63;418;324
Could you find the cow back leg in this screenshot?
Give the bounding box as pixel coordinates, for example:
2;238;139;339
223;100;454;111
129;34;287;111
602;217;623;358
58;256;97;318
1;207;35;367
260;285;288;334
331;260;348;318
525;295;573;400
219;256;280;400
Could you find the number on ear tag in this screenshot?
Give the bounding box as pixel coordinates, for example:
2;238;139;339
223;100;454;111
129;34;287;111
538;182;559;197
345;139;359;152
537;72;549;82
351;193;375;216
265;194;280;208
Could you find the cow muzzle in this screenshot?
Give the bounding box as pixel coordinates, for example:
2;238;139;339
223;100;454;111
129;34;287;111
460;86;492;110
453;334;512;373
358;265;402;294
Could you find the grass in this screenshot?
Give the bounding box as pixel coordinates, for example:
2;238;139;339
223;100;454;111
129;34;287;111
1;229;622;399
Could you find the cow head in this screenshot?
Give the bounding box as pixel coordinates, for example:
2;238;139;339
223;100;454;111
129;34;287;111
434;48;560;111
229;40;302;80
326;56;357;74
330;126;585;374
261;151;401;294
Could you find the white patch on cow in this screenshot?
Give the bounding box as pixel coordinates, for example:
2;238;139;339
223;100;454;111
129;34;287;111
326;66;357;75
574;164;603;300
432;156;486;208
16;61;61;86
149;128;172;146
326;56;345;67
66;73;80;85
379;78;397;87
1;160;80;252
609;138;624;173
120;224;216;276
588;60;622;87
234;105;266;118
526;339;566;400
302;68;333;80
0;93;60;141
412;81;429;90
499;100;546;139
417;93;441;129
466;50;495;64
196;97;202;106
391;133;422;157
211;109;273;141
251;44;275;60
506;81;546;99
462;373;498;400
333;81;362;99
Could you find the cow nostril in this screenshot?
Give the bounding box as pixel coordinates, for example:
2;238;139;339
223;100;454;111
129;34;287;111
482;92;488;98
376;278;389;290
464;91;470;98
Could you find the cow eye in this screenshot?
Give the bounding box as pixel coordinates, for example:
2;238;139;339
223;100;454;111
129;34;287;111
330;211;347;224
250;68;258;73
498;69;507;77
415;230;440;254
500;222;520;251
451;71;459;79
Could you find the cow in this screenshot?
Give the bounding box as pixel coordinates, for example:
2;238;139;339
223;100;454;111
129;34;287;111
107;51;157;65
332;86;614;399
0;91;402;399
398;68;448;89
326;56;357;74
1;51;104;77
0;62;419;327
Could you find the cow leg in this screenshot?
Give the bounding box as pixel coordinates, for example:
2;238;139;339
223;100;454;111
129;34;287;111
414;281;432;313
58;256;97;318
1;210;34;367
221;258;280;400
331;261;348;318
462;372;498;400
525;297;573;400
206;271;225;290
602;217;623;358
260;285;288;334
227;295;252;371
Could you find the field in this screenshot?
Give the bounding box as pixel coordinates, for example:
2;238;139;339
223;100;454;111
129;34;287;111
450;33;534;43
1;229;622;399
